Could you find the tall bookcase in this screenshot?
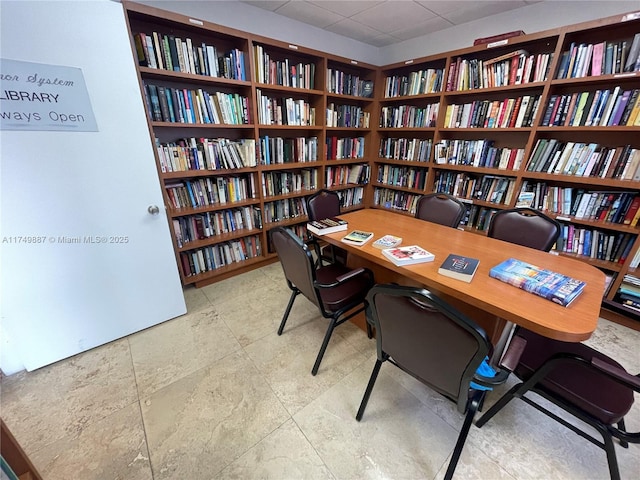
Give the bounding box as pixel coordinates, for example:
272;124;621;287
122;1;375;288
123;1;640;323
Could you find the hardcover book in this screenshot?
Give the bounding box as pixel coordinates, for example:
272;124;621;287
341;230;374;246
372;234;402;249
307;217;348;235
382;245;435;266
489;258;587;307
438;254;480;283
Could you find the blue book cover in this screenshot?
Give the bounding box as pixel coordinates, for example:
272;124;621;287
489;258;586;307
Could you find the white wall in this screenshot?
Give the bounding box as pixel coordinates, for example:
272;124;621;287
380;1;640;65
138;0;380;65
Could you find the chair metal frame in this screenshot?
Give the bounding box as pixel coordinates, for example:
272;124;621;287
476;331;640;480
356;284;508;480
270;227;374;375
415;192;466;228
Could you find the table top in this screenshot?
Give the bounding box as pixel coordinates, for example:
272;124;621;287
321;208;606;342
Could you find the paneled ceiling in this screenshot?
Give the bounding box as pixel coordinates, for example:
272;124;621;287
240;1;544;47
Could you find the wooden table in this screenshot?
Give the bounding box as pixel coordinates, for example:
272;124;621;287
321;209;606;344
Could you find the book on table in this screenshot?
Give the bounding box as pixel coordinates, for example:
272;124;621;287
382;245;435;266
341;230;374;246
372;234;402;249
306;217;348;235
489;258;587;307
438;254;480;283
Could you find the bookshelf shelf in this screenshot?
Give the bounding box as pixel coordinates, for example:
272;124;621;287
124;1;640;320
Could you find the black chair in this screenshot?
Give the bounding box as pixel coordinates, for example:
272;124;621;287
476;328;640;480
415;192;466;228
487;207;561;252
270;227;374;375
356;284;509;480
306;189;348;265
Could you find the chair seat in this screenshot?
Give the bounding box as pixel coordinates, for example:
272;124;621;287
514;329;634;425
316;264;370;312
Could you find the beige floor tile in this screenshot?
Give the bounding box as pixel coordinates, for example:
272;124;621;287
129;308;242;398
214;281;298;347
0;339;137;454
294;362;459;480
30;402;152;480
244;317;370;415
434;440;517;480
140;350;290;479
200;267;271;304
217;419;335;479
182;285;212;313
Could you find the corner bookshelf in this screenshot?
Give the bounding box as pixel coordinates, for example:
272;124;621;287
123;1;639;322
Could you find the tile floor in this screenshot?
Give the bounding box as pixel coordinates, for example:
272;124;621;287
1;262;639;480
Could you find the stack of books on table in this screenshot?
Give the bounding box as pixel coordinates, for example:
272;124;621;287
489;258;586;307
307;217;347;235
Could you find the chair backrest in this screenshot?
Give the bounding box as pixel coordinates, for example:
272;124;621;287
415;193;466;228
270;227;320;308
366;284;491;413
487;207;561;252
307;189;341;221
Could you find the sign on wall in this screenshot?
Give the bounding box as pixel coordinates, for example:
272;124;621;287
0;58;98;131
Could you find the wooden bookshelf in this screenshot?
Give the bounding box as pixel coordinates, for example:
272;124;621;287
122;1;640;321
372;11;640;321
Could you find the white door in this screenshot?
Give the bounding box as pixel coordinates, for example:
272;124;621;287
0;1;186;372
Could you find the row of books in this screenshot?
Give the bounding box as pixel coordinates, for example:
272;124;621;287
326;136;365;160
526;140;640;180
180;235;262;277
519;183;640;225
261;169;318;197
172;206;263;248
460;205;498;231
372;188;421;215
145;83;250;125
443;94;541;129
326;69;374;97
256;90;316;126
615;274;640;313
378;137;433;162
257;136;318;165
434;139;525;170
379;103;440;128
325;164;370;187
541;87;640;127
445;52;553;91
326;104;371;128
434;172;516;205
376;165;428;190
337;186;365;209
263;197;308;223
165;175;257;210
156;137;256;173
556;36;640;79
134;31;246;80
383;68;444;98
253;44;316;89
556;226;635;263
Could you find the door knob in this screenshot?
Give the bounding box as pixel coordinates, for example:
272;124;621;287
148;205;160;215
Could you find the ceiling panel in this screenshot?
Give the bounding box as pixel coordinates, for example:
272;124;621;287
239;0;544;47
